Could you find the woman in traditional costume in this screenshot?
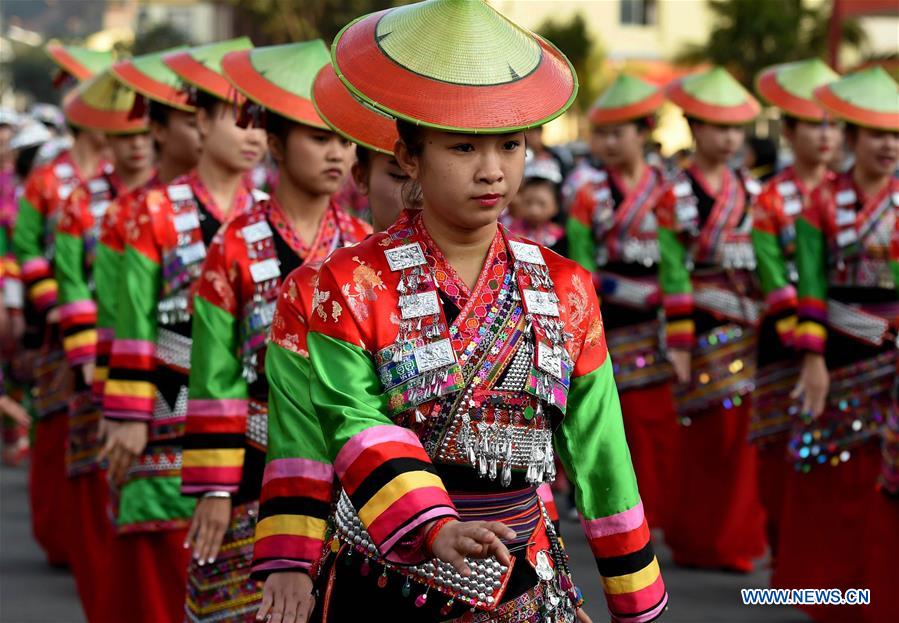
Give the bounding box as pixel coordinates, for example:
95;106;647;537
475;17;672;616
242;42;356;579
750;58;841;559
567;74;677;533
656;66;767;572
12;44;111;568
773;66;898;623
178;40;367;622
99;38;265;623
55;68;154;623
259;2;667;622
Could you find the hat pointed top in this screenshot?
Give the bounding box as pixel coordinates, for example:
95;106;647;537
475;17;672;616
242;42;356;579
164;37;253;101
814;66;899;131
589;73;664;125
667;66;760;124
756;58;838;121
63;69;149;134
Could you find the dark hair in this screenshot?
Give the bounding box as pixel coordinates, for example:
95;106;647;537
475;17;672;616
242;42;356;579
356;145;371;171
747;136;778;171
148;100;173;126
67;123;82;137
15;145;41;179
521;177;562;221
844;122;859;142
264;111;296;138
396;119;425;157
195;90;224;117
782;114;800;131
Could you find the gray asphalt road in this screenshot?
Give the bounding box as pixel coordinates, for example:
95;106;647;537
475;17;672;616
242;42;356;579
0;463;811;623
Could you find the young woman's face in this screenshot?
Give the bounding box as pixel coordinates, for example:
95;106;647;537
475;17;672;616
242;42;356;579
691;121;745;165
785;119;842;168
851;126;899;179
397;129;525;232
353;152;409;230
513;180;559;226
591;122;645;169
152;108;200;172
106;132;153;177
197;101;266;173
273;123;353;197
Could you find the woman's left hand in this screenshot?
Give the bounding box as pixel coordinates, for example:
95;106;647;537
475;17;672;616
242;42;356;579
184;496;232;565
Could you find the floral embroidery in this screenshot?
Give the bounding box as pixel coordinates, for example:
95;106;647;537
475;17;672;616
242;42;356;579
567;273;589;330
341;257;386;321
312;286;331;322
331;301;343;322
203;259;237;313
586;316;604;347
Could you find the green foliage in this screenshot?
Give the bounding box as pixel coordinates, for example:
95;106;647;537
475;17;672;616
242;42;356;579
131;22;192;56
8;44;59;105
536;13;603;111
676;0;867;88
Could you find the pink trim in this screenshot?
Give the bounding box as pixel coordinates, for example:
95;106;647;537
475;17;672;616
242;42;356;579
262;457;334;485
764;285;797;310
536;482;554;504
334;424;421;477
662;293;692;307
96;327;115;342
368;487;457;550
110;339;156;357
66;345;96;366
186;398;248;417
21;257;50;279
251;558;313;574
607;574;667;622
58;299;97;319
33;287;58;312
381;505;458;562
580;501;646;539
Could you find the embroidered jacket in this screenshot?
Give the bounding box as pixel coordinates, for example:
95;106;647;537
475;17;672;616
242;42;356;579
182;197;369;503
55;169;126;475
751;166;837;347
655;164;760;349
13;152;98;317
795;172;899;354
102;171;253;532
258;211;667;622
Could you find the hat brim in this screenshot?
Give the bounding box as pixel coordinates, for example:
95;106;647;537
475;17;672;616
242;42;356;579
667;81;760;124
64;97;149;135
312;65;397;155
164;51;236;102
111;59;194;112
332;11;577;133
756;69;825;122
46;44;94;82
814;84;899;131
588;89;665;126
221;50;326;129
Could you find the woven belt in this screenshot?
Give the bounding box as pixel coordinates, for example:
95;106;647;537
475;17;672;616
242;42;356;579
607;319;672;391
693;286;761;326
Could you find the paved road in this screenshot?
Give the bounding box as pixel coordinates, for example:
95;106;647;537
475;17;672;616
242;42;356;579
1;463;811;623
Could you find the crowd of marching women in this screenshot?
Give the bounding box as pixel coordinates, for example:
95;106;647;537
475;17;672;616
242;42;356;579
0;1;896;622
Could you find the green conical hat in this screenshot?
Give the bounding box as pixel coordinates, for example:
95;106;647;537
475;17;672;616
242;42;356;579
814;66;899;131
756;58;838;121
63;69;149;134
667;66;760;124
589;74;664;125
222;41;330;128
331;0;577;133
163;37;253;101
46;43;113;82
111;46;194;111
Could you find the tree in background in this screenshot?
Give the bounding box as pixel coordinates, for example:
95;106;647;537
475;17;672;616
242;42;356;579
226;0;407;44
677;0;866;88
131;22;192;56
536;13;604;112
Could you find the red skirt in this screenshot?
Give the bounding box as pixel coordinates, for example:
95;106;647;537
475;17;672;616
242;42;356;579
28;414;71;567
619;382;678;533
67;469;115;623
861;487;898;623
108;528;191;623
755;442;789;559
666;401;767;571
772;441;881;623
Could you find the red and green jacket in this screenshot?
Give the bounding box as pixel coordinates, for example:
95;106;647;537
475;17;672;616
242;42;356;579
102;171;254;532
91;176;160;402
655;164;759;349
12;152;100;318
751;166;835;347
260;211;667;621
795;172;899;354
182;197;369;504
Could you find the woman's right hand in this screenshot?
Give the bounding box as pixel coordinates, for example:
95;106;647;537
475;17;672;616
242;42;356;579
257;571;315;623
429;519;516;576
668;348;692;384
791;352;830;418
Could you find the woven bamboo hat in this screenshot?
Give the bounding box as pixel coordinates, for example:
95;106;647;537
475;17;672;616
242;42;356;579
222;41;330;128
111;46;194;112
667;66;760;124
589;73;664;126
756;59;839;122
312;64;397;155
46;43;113;82
331;0;577;133
163;38;253;101
63;69;149;134
814;66;899;131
